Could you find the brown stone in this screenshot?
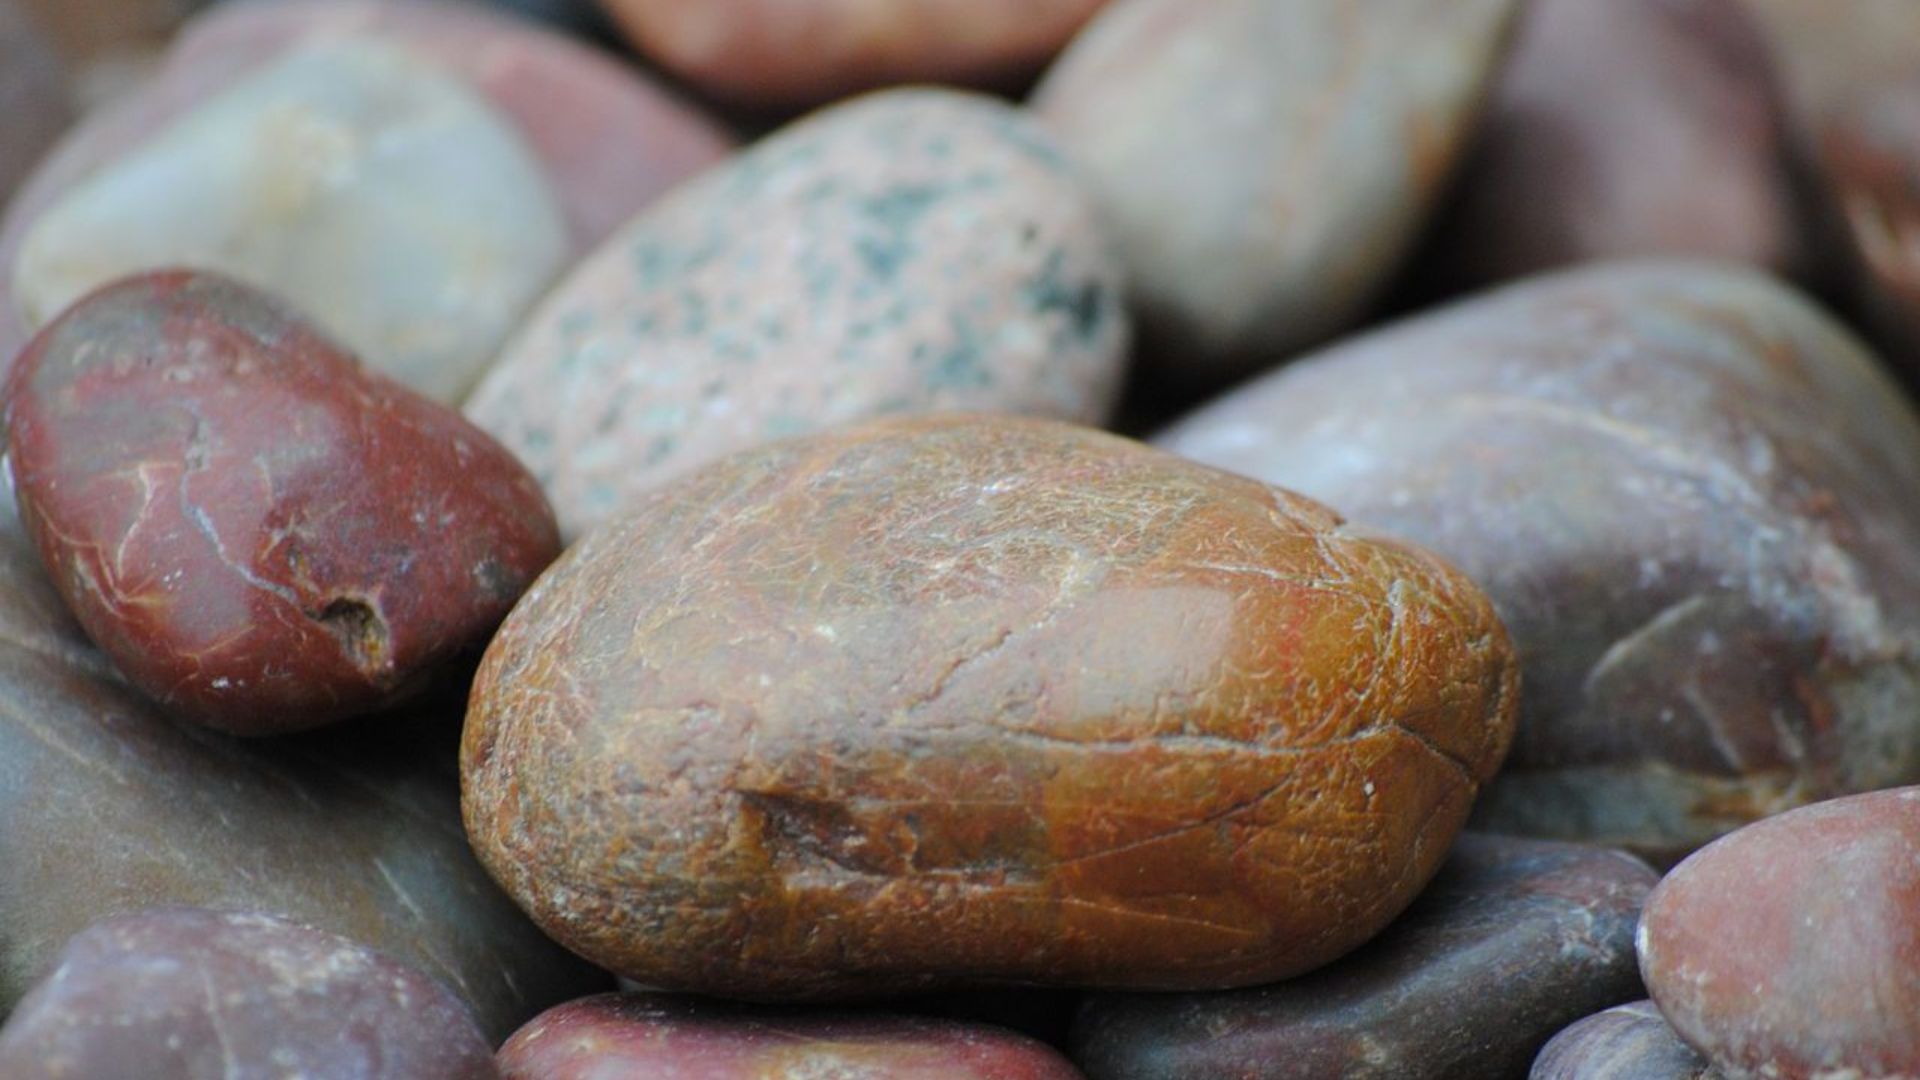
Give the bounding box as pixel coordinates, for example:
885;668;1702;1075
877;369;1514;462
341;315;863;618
5;270;560;734
0;908;499;1079
463;414;1518;999
499;995;1083;1079
1412;0;1799;291
1072;834;1655;1079
595;0;1110;108
1158;260;1920;861
1531;1002;1717;1080
1640;787;1920;1080
1032;0;1519;387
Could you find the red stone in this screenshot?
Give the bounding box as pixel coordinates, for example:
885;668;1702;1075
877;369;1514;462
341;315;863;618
4;270;560;735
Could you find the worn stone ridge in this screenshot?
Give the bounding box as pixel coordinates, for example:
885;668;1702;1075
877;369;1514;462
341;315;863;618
463;414;1517;999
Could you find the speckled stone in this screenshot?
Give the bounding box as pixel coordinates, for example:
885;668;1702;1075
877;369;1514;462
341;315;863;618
1158;260;1920;861
595;0;1110;108
0;0;732;393
499;995;1084;1079
0;908;499;1080
1641;788;1920;1080
1413;0;1798;290
466;89;1131;541
0;485;607;1036
6;271;561;734
1531;1002;1718;1080
0;1;70;205
462;414;1518;998
1072;834;1656;1080
1032;0;1519;386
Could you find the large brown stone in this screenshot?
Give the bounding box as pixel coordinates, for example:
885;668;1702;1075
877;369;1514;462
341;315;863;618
463;414;1518;999
1158;260;1920;861
1640;787;1920;1080
6;271;560;734
1072;834;1655;1079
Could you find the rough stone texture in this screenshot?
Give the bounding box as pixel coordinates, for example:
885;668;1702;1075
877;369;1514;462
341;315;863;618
1531;1002;1717;1080
0;0;733;387
0;486;607;1036
498;995;1084;1079
1157;260;1920;862
467;89;1130;542
1641;787;1920;1079
0;2;70;206
11;38;567;404
595;0;1109;108
1412;0;1798;291
1072;834;1655;1080
0;908;500;1079
7;271;560;735
1031;0;1519;387
463;414;1518;999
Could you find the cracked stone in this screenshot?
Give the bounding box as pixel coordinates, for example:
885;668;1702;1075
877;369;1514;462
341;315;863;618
498;994;1083;1079
462;414;1519;998
0;908;499;1080
1072;834;1656;1080
5;270;561;735
1157;260;1920;862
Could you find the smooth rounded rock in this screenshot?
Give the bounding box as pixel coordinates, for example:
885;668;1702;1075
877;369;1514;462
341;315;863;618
1032;0;1519;385
463;414;1518;999
6;271;560;735
1531;1002;1717;1080
0;1;71;206
1072;834;1656;1080
1642;788;1920;1079
0;0;733;396
0;908;499;1079
1414;0;1798;289
467;89;1130;541
10;37;566;404
1158;260;1920;861
499;995;1083;1079
596;0;1110;108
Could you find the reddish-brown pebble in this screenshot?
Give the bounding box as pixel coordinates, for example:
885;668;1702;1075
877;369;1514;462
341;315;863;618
1531;1002;1718;1080
463;414;1518;998
1640;788;1920;1079
5;270;560;734
499;995;1083;1079
0;908;499;1079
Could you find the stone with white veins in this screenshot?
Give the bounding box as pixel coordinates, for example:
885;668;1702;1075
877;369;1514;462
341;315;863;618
12;37;567;404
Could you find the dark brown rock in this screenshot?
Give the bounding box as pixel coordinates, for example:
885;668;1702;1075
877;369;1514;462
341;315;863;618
498;995;1083;1079
463;414;1519;999
5;270;560;734
1531;1002;1717;1080
0;908;499;1079
1412;0;1799;290
1640;787;1920;1080
1159;260;1920;862
1072;834;1654;1079
0;1;71;205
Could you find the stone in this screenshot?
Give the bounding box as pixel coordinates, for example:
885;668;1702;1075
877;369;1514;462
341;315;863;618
1531;1002;1717;1080
498;995;1083;1079
462;414;1518;999
1072;834;1655;1080
1157;260;1920;861
10;37;567;404
0;1;71;206
0;486;606;1036
0;908;499;1079
1031;0;1519;387
1411;0;1799;291
595;0;1110;108
466;89;1130;541
7;271;560;735
1640;787;1920;1080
